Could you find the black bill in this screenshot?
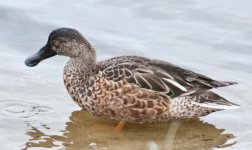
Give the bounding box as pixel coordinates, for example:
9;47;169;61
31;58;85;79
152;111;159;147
25;44;57;67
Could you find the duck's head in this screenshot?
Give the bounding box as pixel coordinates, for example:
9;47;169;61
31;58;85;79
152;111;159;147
25;28;95;67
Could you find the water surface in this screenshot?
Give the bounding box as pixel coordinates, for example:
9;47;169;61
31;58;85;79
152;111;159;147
0;0;251;149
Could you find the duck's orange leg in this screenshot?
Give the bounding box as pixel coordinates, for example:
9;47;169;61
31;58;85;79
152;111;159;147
114;121;126;131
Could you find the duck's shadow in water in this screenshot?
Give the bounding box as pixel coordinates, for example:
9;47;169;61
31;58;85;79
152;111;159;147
23;110;236;150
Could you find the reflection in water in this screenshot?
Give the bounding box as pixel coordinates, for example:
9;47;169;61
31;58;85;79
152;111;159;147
23;110;236;150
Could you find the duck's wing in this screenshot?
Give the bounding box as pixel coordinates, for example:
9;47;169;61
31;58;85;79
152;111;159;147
98;56;173;95
149;59;237;92
97;56;237;98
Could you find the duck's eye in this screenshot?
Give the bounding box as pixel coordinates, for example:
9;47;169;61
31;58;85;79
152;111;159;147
51;40;59;46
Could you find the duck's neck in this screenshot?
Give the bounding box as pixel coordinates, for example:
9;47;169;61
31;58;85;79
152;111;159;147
64;42;97;73
66;56;96;72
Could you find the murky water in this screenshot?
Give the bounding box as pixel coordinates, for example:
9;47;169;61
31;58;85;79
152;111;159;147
0;0;252;149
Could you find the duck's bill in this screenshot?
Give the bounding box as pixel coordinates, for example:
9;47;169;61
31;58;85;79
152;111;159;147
25;45;57;67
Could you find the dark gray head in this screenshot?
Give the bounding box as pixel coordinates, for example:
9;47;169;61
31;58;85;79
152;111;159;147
25;28;95;67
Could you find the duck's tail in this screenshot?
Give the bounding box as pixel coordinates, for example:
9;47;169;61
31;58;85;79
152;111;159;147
170;91;239;119
189;91;239;110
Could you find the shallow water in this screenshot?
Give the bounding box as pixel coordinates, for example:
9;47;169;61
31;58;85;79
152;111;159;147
0;0;251;149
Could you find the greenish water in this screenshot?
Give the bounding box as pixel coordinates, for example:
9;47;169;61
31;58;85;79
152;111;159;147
0;0;251;149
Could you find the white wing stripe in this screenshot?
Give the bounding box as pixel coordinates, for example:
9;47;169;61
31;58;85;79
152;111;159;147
191;101;240;110
162;78;187;92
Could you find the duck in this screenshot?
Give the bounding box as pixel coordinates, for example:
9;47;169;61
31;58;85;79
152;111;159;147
25;28;238;131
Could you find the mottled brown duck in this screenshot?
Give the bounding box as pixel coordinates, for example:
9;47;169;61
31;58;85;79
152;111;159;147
25;28;238;131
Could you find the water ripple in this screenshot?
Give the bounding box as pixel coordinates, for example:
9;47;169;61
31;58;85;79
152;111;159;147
0;100;53;118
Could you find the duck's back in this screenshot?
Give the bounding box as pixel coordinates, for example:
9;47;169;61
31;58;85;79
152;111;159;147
96;55;237;98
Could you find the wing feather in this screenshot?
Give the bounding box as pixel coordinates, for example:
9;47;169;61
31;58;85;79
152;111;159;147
97;56;237;99
100;62;179;96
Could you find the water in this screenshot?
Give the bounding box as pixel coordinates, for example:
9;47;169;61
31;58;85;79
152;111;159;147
0;0;251;149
